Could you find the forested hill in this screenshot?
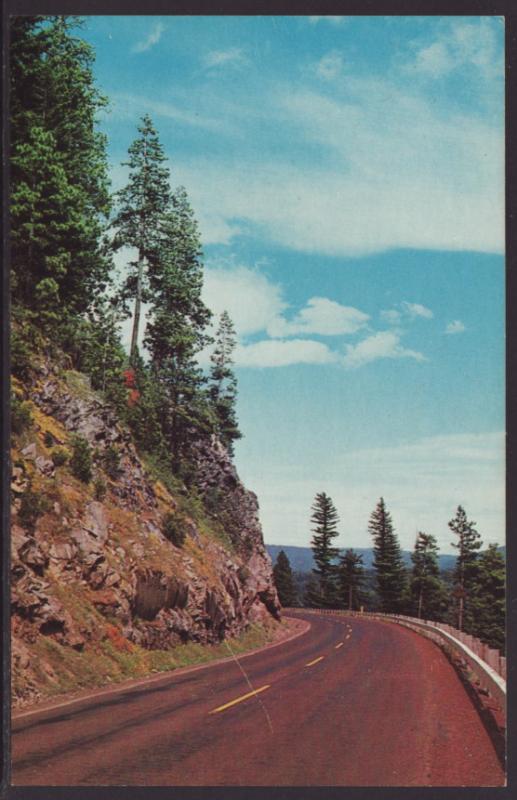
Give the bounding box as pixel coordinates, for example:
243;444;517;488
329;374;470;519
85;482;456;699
267;544;505;573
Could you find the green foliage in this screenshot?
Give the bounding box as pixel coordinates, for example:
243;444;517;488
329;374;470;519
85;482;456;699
309;492;340;608
51;447;68;467
70;435;92;483
369;497;407;613
273;550;298;607
11;324;35;380
144;182;213;472
208;310;242;455
11;394;33;435
162;512;186;547
103;446;120;479
409;532;445;621
469;544;505;652
93;475;107;501
10;16;111;317
43;430;54;447
112;114;171;362
338;549;365;611
18;486;51;531
448;505;482;631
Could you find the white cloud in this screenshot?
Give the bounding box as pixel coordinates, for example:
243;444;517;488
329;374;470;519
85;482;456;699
172;76;503;256
343;331;426;369
204;48;247;69
132;22;164;54
234;339;336;368
314;51;344;81
409;18;502;81
413;41;455;77
247;431;505;552
268;297;369;338
308;16;347;25
445;320;466;335
202;263;286;337
402;301;434;319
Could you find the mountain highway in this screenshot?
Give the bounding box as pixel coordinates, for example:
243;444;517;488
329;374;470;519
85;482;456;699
11;611;505;786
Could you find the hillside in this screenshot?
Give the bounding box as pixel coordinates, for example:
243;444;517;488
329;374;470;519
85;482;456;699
11;351;280;708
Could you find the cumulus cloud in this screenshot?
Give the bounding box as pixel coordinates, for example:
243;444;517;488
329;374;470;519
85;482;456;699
234;339;337;368
314;51;344;81
380;309;402;325
268;297;369;338
343;331;426;369
202;263;286;337
132;22;164;54
409;17;502;80
401;301;434;319
204;47;247;69
445;320;466;334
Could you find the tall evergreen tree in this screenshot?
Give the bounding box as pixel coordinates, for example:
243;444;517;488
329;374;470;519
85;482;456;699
208;311;241;455
273;550;298;607
448;505;482;631
10;16;111;316
145;185;212;472
469;544;505;652
369;497;407;613
338;549;365;611
113;114;171;363
409;532;444;620
309;492;340;607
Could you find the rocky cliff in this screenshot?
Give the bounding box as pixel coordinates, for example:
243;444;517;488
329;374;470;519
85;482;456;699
11;355;280;707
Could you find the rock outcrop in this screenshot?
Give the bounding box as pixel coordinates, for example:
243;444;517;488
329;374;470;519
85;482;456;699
11;360;280;706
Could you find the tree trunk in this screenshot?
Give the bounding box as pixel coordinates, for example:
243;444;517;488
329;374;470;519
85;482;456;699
348;584;353;611
129;253;143;364
418;588;423;619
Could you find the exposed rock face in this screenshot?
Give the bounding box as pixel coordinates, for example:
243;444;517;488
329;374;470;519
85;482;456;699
11;364;280;706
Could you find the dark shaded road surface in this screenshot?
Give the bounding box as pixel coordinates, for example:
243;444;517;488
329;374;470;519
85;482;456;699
12;612;505;786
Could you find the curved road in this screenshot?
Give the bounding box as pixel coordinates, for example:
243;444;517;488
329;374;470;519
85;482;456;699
12;612;505;786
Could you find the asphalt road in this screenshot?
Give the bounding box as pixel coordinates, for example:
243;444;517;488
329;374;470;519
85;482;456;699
11;612;505;786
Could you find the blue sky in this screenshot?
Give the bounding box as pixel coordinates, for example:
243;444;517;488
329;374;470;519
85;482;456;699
80;15;504;553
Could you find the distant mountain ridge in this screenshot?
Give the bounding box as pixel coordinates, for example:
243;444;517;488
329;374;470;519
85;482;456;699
266;544;505;573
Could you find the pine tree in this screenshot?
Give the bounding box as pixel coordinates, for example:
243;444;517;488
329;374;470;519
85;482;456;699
448;505;482;631
369;497;407;613
469;544;505;652
273;550;298;607
208;311;242;455
10;16;111;317
310;492;340;608
145;185;212;472
113;114;171;363
338;549;365;611
409;532;444;620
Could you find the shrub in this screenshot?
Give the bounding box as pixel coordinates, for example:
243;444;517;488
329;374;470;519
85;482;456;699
43;431;54;447
93;475;107;501
11;394;32;435
103;446;120;479
51;447;69;467
11;328;33;380
163;512;186;547
18;487;51;531
70;435;92;483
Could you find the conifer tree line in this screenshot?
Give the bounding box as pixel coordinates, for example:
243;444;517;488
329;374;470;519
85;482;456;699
272;493;504;653
10;16;242;483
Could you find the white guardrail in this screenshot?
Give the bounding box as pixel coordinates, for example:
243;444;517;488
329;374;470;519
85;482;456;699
286;608;507;718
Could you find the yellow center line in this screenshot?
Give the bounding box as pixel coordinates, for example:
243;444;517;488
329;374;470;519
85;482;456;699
306;656;325;667
334;642;344;649
209;684;270;715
